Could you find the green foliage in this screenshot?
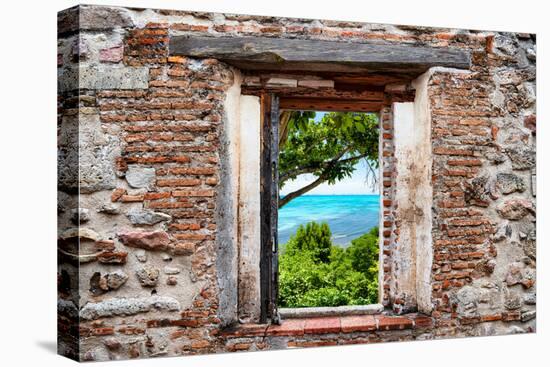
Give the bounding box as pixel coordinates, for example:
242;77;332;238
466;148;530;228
279;222;379;308
284;221;332;263
280;112;379;192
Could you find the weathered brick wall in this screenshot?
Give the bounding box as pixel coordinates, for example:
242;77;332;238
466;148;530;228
379;106;398;309
57;4;536;362
428;42;536;332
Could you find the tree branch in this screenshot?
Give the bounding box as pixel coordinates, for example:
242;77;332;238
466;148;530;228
338;153;372;165
279;175;326;209
280;166;319;183
279;148;353;208
279;151;370;185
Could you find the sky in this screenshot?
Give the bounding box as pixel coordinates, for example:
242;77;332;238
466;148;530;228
280;112;379;196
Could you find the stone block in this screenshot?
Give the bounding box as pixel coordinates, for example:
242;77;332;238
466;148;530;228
99;45;124;63
505;145;536;170
78;114;120;193
125;165;156;189
59;66;149;92
135;265;160;287
79;296;180;320
127;208;172;225
118;230;170;251
497;199;535;220
496;172;526;194
79;5;134;30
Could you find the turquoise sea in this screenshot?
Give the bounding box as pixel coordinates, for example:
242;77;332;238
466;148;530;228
278;194;380;246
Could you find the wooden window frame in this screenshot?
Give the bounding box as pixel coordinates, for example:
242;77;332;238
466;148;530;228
260;93;280;324
259;94;385;323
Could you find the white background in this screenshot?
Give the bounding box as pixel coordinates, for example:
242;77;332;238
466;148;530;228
0;0;547;366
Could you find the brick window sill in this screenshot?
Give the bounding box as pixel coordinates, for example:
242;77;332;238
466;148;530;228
221;313;433;338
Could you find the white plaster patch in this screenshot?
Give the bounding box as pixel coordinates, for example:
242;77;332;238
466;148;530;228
412;70;434;314
392;102;417;310
238;95;262;322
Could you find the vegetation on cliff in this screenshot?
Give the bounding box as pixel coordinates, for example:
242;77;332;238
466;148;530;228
279;221;379;308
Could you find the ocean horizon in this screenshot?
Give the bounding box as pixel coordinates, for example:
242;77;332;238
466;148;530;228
278;194;380;246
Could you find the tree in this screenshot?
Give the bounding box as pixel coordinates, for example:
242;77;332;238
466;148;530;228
284;221;333;263
279;111;379;208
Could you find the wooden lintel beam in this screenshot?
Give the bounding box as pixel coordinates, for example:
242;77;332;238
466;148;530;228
279;98;382;112
241;86;385;102
170;36;471;74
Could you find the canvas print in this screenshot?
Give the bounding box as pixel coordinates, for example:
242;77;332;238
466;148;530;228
57;4;536;362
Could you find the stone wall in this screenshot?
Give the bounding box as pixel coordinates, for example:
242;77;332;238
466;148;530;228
57;4;536;362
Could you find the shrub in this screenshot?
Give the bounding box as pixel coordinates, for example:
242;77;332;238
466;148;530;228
284;221;332;263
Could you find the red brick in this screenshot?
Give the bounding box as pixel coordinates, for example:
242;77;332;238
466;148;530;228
170;319;200;327
304;317;341;334
191;340;211;349
168;167;216;175
157;179;201;187
171;242;195;255
169;223;201;231
172;189;214;197
220;323;268;337
433;147;474;156
97;251;128;264
144;192;171;200
171;24;210;32
91;327;114;336
260;26;283;34
340;315;376;333
481;314;502;322
120;194;144;202
446;169;469;177
376;316;413;330
266;319;306;336
460;316;481;325
147;201;194;209
167;55;187;64
502;311;521;322
174;233;208;241
117;326;145;335
95;240;115;252
111;188;126;202
409;314;433;328
181;310;210;318
227;343;252;351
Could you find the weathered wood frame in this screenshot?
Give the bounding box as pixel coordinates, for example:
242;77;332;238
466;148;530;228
170;36;471;74
260;93;280;324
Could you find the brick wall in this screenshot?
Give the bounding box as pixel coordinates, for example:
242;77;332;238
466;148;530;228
379;106;397;309
57;5;536;362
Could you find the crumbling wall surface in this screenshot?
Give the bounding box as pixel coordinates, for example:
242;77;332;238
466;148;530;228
58;5;236;361
428;36;536;335
57;4;535;361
